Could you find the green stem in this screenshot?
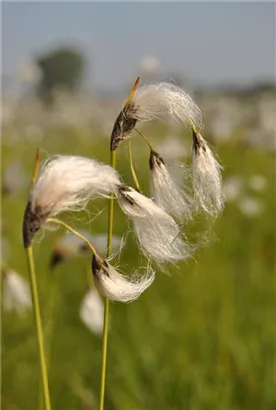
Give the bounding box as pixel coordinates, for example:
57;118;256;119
99;149;116;410
38;277;57;410
135;128;155;152
128;140;141;191
26;246;51;410
47;218;97;255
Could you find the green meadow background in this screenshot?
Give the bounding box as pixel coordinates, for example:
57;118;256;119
1;121;276;410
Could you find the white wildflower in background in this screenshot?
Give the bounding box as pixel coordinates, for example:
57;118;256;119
248;175;267;192
3;269;32;315
116;186;192;264
23;155;121;246
149;150;191;220
79;289;104;334
18;60;42;84
92;254;155;302
192;130;224;217
238;197;263;217
50;230;122;268
2;161;28;195
158;134;189;160
140;55;160;75
223;176;244;203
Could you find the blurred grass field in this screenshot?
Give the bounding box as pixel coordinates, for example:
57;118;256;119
1;124;276;410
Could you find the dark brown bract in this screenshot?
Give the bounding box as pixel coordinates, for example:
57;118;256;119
110;104;138;151
22;202;48;248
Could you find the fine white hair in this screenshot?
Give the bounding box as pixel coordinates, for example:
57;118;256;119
116;186;192;264
132;82;202;130
92;255;155;302
79;288;104;334
192;133;224;217
3;269;32;315
30;155;121;217
149;151;191;220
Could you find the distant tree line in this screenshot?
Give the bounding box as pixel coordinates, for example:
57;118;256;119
35;46;85;104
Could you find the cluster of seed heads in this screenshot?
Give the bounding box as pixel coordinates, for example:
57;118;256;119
22;78;224;302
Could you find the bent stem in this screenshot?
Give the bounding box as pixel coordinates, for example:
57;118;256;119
99;149;116;410
128;140;141;191
47;218;97;255
25;246;51;410
38;217;97;410
135;128;155;152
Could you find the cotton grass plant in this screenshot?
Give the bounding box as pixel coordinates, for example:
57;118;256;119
22;77;224;410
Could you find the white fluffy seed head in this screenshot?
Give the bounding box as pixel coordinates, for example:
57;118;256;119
116;186;193;264
149;151;191;220
3;269;32;315
192;131;224;217
31;155;121;215
79;289;104;334
92;254;155;302
23;155;121;247
110;82;202;150
132;82;202;130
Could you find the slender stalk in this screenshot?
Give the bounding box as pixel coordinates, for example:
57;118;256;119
135;128;155;152
86;261;94;289
38;217;93;410
25;246;51;410
32;148;40;184
99;149;116;410
47;218;97;255
38;279;57;410
128;140;141;191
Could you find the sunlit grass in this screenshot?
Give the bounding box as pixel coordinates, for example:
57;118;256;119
1;126;276;410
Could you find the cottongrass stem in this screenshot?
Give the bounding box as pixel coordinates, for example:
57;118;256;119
47;218;97;256
99;149;117;410
25;246;51;410
23;148;51;410
128;140;141;191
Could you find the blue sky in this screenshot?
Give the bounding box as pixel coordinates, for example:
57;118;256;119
2;1;275;91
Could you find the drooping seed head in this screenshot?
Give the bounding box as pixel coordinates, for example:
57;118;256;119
22;155;121;247
192;130;224;217
92;254;155;302
110;77;140;150
111;81;202;150
149;150;191;220
116;186;193;264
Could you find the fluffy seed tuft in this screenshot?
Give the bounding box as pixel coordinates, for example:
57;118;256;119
192;131;224;217
132;82;202;129
23;155;121;246
92;254;155;302
116;186;193;264
111;82;202;150
149;150;191;220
